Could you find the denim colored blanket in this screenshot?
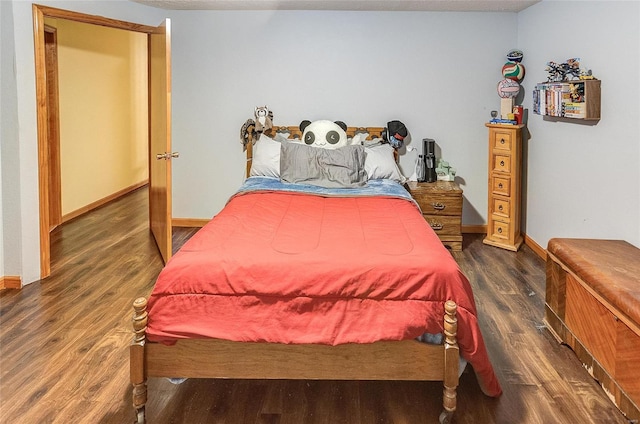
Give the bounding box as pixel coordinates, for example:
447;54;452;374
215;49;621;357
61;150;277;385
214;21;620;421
236;176;416;204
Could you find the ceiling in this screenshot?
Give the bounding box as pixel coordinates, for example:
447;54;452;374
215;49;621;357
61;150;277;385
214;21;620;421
131;0;540;12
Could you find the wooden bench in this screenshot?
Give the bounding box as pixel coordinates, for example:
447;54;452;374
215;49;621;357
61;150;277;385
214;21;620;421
545;238;640;421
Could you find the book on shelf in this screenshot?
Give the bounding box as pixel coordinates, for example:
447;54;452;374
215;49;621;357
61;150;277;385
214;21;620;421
562;102;586;118
489;118;518;125
533;82;584;118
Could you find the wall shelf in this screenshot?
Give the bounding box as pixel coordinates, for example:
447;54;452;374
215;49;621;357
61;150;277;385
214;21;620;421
533;79;601;121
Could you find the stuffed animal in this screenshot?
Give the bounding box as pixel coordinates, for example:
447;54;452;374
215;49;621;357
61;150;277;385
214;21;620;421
299;120;349;149
240;118;256;151
254;106;273;134
383;120;408;149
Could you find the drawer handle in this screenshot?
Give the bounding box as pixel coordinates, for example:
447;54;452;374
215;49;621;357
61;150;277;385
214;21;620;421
500;138;506;144
500;160;505;167
498;183;503;189
430;222;443;231
431;202;446;211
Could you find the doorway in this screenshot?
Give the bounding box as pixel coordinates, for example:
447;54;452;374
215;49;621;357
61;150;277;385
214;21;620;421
33;5;170;279
43;18;149;228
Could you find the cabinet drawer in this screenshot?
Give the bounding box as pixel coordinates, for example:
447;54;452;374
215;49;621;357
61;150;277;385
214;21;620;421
412;194;462;216
491;176;511;196
423;214;461;236
491;197;511;218
492;154;511;173
488;220;511;241
492;131;513;151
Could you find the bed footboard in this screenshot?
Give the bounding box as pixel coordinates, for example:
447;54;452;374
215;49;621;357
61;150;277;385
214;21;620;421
129;298;459;424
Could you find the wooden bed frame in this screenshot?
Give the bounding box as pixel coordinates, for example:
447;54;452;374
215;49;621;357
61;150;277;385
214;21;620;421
130;125;460;424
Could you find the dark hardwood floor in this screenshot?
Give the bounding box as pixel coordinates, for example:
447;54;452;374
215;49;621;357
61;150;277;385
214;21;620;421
0;187;631;423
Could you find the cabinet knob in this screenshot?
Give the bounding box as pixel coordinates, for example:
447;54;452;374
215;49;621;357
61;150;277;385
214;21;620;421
500;138;505;144
431;202;446;211
497;227;503;234
500;160;505;167
498;183;503;189
498;205;504;211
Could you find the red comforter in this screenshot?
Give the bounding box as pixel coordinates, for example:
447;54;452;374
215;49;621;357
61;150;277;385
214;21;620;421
146;182;501;397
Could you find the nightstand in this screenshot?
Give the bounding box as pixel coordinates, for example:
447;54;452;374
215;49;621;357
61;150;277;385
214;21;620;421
406;181;463;251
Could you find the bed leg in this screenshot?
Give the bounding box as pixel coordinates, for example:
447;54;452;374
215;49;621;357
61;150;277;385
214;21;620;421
131;297;148;424
440;300;459;424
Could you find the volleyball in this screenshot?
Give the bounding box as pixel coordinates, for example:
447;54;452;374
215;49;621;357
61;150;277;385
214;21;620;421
497;79;520;98
502;62;526;81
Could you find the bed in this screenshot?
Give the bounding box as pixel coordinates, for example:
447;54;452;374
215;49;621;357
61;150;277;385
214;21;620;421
130;125;501;424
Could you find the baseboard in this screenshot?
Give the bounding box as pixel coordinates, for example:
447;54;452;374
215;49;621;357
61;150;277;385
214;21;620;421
62;180;148;223
462;225;547;260
523;234;546;260
462;225;486;234
0;276;22;290
172;218;210;228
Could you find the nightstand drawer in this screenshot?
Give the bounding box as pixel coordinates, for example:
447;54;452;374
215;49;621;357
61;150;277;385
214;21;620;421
423;214;462;237
491;176;511;196
492;154;511;173
492;131;513;151
411;193;462;216
491;197;511;218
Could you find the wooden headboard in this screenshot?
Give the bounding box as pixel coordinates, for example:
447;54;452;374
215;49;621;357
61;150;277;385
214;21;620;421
246;126;387;177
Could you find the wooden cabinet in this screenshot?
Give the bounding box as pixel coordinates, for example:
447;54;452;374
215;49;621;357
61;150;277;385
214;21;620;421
406;181;463;251
533;79;601;121
483;123;524;251
545;239;640;421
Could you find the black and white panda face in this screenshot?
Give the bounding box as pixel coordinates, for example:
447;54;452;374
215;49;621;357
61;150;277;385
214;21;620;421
299;120;348;149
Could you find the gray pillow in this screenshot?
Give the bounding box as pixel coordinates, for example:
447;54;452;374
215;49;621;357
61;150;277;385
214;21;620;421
280;140;368;188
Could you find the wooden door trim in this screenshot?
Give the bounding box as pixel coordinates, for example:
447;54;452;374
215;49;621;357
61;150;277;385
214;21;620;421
32;4;159;279
44;24;62;230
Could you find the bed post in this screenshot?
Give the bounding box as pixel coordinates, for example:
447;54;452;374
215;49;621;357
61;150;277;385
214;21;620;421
130;297;148;424
439;300;459;424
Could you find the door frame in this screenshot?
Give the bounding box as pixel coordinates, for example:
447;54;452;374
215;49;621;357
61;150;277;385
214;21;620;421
33;5;160;278
44;24;62;231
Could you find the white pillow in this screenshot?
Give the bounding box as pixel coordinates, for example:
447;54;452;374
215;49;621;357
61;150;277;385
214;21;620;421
364;142;406;183
250;133;282;177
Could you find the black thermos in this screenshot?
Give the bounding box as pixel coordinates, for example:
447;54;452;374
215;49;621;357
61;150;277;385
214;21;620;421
423;138;437;183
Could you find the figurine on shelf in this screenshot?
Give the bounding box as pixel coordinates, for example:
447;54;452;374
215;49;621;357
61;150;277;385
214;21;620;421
569;83;585;102
565;58;581;80
579;69;595;80
436;159;456;182
545;61;563;82
546;58;595;82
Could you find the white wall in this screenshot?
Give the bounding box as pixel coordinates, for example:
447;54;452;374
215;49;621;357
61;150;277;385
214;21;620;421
518;0;640;248
1;0;21;278
5;0;640;285
0;0;6;278
169;10;519;224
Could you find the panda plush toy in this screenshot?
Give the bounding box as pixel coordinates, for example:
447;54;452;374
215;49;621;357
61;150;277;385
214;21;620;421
299;120;350;149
